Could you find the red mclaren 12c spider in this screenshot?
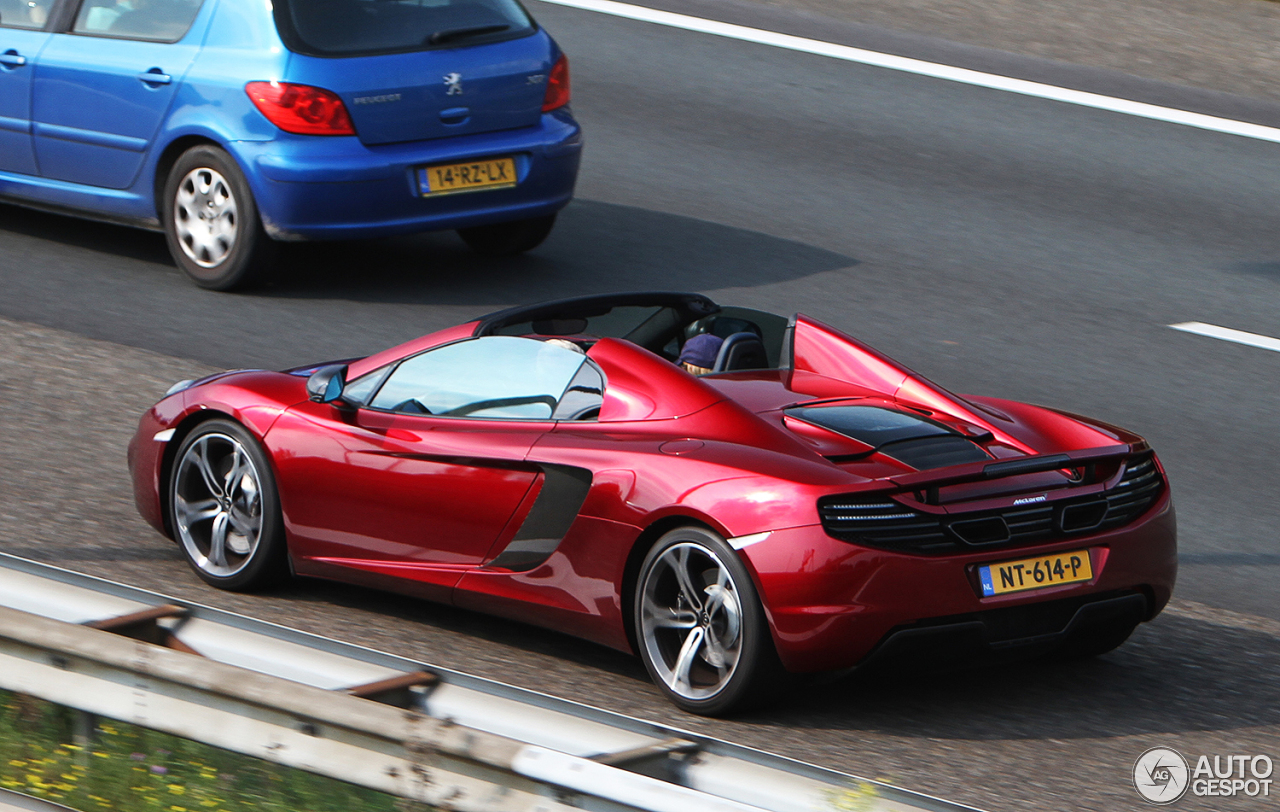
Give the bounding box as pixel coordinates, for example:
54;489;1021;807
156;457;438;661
129;292;1176;714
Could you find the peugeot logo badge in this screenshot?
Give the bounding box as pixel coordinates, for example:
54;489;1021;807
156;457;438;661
443;72;463;96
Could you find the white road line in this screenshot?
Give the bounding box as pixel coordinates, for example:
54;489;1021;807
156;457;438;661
538;0;1280;144
1169;322;1280;354
1165;599;1280;639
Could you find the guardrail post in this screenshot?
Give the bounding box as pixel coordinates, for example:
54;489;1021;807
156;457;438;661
72;709;96;766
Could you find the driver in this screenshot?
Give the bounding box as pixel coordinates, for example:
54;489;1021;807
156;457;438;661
677;333;723;376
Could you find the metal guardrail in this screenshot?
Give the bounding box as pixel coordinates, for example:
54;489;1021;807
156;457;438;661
0;788;80;812
0;553;983;812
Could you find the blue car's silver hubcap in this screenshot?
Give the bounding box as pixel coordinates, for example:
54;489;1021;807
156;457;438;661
174;433;262;577
174;167;238;268
640;542;743;700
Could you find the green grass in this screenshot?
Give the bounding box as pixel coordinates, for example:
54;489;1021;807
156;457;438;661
0;690;425;812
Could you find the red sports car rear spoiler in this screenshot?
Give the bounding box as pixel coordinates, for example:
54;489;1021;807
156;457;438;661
884;443;1136;505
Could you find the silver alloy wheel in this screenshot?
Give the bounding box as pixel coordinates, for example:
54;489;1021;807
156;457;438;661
639;541;744;700
173;433;263;578
173;167;238;268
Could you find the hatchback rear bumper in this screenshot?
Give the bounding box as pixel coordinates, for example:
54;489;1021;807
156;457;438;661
233;111;582;241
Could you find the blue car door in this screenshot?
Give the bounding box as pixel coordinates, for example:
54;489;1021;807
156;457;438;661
30;0;207;190
0;0;55;175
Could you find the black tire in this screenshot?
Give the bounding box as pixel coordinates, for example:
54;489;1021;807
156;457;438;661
456;214;556;256
168;419;288;591
633;526;784;715
162;145;275;290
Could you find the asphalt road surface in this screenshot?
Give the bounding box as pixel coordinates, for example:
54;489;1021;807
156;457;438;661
3;3;1280;810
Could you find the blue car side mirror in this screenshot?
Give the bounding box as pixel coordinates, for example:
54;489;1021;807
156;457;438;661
307;364;348;404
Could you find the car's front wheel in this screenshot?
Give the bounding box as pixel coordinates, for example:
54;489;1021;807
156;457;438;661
456;214;556;256
163;145;275;290
634;526;782;715
169;419;288;591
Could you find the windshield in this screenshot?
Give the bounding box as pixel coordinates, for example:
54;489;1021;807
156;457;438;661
274;0;536;57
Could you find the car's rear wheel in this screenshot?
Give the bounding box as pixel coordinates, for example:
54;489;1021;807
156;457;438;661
456;214;556;256
634;526;782;715
169;419;287;591
163;146;275;291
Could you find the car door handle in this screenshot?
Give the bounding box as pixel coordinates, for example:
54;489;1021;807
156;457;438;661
137;69;172;85
0;50;27;68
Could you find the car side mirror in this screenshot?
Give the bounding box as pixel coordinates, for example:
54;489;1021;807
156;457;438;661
307;364;348;404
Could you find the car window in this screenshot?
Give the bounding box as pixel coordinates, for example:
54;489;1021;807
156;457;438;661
495;305;666;340
0;0;54;29
551;358;604;420
274;0;536;57
339;368;388;406
687;307;791;368
73;0;204;41
369;336;591;420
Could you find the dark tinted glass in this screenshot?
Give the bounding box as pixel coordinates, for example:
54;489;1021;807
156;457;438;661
74;0;204;41
497;305;667;339
551;360;604;420
787;406;953;447
275;0;535;57
880;435;989;470
686;307;790;369
789;405;991;470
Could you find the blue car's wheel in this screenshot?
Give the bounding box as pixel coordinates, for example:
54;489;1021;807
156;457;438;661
163;146;275;291
457;214;556;256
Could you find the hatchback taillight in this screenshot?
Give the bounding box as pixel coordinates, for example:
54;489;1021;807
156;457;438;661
542;55;570;112
245;82;356;136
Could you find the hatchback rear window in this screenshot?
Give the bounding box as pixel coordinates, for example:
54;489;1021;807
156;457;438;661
274;0;536;57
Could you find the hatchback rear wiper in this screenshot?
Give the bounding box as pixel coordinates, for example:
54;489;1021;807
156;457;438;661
427;24;510;44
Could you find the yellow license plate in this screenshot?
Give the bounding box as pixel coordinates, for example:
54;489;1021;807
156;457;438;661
978;549;1093;596
419;157;517;196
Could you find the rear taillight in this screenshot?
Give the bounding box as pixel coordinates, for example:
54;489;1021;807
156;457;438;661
541;54;570;112
245;82;356;136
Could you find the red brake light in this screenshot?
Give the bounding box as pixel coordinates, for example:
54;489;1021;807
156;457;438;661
245;82;356;136
542;54;570;112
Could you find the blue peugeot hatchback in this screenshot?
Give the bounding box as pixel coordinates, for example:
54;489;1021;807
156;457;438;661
0;0;581;289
